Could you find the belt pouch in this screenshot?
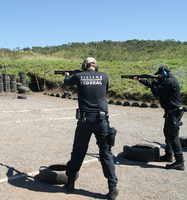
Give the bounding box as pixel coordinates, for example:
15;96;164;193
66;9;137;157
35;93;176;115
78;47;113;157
99;111;106;120
76;109;81;119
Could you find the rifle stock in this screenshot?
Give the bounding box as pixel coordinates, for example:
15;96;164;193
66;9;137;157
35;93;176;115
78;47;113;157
54;70;83;75
121;74;160;79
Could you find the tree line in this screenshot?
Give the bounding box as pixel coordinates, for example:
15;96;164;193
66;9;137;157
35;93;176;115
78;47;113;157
1;39;187;62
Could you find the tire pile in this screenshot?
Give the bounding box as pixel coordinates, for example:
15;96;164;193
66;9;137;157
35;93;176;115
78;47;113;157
44;91;78;100
45;92;160;108
108;100;159;108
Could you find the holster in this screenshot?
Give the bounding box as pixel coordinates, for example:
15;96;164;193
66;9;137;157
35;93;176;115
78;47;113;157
109;127;117;146
164;107;184;127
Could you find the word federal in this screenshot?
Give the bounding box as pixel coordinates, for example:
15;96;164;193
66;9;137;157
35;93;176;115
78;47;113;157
81;75;103;85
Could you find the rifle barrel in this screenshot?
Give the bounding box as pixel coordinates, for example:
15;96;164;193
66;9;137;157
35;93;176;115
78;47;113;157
121;74;159;79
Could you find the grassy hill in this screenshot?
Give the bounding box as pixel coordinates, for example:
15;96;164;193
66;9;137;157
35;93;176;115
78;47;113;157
0;40;187;105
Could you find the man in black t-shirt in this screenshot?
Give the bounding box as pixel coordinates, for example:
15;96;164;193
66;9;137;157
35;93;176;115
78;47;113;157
64;57;118;200
133;65;184;171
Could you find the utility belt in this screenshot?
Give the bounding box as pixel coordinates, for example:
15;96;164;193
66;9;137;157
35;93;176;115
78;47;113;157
164;107;184;127
76;109;117;147
165;107;181;115
76;109;108;123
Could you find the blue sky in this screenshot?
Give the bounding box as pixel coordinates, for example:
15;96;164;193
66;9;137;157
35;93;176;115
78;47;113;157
1;0;187;50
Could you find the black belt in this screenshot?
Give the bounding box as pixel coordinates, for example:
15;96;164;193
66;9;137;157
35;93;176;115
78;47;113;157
165;108;178;114
84;112;99;117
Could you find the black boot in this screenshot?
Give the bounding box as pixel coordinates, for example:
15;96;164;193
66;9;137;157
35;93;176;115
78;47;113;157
160;154;173;162
107;187;118;200
166;161;185;170
64;178;75;193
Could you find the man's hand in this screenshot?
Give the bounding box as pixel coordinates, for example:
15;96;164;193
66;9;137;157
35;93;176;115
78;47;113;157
65;72;70;76
133;76;140;81
149;78;154;84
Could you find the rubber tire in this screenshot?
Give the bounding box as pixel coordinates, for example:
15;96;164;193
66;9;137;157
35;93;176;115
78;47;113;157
150;103;159;108
56;93;61;97
64;91;72;96
18;95;27;99
123;143;160;162
123;101;131;106
116;100;123;105
179;136;187;148
17;85;29;93
108;100;116;104
183;107;187;112
132;102;141;107
141;102;149;107
61;94;67;98
39;164;79;185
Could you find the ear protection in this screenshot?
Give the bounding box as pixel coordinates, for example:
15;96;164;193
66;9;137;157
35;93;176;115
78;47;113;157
81;59;98;71
81;59;87;71
161;65;167;77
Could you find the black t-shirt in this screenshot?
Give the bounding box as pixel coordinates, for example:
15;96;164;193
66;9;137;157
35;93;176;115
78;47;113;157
64;69;108;113
139;74;181;110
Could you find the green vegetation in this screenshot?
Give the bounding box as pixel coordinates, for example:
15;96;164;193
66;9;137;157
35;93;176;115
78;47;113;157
0;39;187;105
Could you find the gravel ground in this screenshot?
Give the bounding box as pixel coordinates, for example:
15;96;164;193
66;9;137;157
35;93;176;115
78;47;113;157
0;92;187;200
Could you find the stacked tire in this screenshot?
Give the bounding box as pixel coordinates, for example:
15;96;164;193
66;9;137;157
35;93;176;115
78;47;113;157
10;75;16;92
3;73;10;93
19;72;26;86
0;74;3;93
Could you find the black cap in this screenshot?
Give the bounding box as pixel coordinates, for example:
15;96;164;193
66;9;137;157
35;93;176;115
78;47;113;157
154;65;170;75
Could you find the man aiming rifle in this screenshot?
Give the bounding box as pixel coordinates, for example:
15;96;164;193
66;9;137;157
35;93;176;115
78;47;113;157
62;57;118;200
129;65;185;171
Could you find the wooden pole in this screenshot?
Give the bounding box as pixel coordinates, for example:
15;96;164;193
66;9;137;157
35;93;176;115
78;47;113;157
44;65;46;89
34;70;40;91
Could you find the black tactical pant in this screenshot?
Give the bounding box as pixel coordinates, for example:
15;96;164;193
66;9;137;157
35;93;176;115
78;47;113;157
66;116;118;190
163;110;184;161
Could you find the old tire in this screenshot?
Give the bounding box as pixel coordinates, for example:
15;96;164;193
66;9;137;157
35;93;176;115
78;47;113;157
179;136;187;148
132;102;141;107
64;91;72;96
61;94;67;98
141;102;149;107
18;95;27;99
108;100;116;104
116;100;123;105
150;103;159;108
17;85;29;93
123;101;131;106
39;164;79;185
123;143;160;162
56;93;61;97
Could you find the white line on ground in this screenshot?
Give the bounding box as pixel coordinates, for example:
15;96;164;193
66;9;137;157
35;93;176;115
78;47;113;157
1;107;77;113
0;114;121;124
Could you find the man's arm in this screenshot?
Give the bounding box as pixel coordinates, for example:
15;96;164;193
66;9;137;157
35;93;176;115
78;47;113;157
151;79;171;97
64;72;78;86
133;76;153;88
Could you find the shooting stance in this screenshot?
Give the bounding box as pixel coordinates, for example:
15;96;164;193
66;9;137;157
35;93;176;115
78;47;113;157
63;57;118;199
133;65;184;170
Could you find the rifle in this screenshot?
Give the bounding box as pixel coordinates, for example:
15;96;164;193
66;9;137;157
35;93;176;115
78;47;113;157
121;74;162;80
54;70;83;75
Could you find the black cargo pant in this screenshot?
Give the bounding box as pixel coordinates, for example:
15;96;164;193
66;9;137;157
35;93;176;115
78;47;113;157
66;116;118;190
163;110;184;161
